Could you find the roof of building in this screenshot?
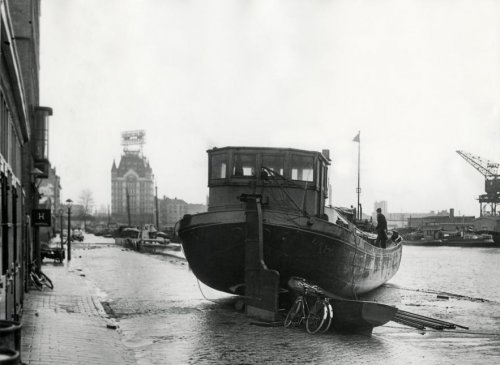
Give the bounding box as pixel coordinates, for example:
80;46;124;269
112;153;152;178
162;196;188;205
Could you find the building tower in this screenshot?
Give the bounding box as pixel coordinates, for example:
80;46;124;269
374;200;388;214
111;130;155;226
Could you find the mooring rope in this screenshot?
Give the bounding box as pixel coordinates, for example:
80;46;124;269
196;278;212;302
196;278;231;305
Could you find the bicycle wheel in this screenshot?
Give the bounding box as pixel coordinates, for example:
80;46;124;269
29;272;43;291
320;302;334;333
38;271;54;290
306;300;328;334
284;297;304;328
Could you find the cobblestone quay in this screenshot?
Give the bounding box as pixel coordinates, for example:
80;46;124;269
21;235;500;364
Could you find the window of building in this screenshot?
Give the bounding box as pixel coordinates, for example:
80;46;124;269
291;155;314;182
10;125;21;178
0;94;22;179
0;95;8;159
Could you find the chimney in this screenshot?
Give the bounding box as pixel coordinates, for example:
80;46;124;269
450;208;454;218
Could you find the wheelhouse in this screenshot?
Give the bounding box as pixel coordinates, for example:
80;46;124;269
207;147;331;217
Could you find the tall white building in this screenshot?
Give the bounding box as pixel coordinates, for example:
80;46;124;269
111;131;155;225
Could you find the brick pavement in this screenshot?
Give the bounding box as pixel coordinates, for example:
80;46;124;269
21;259;136;365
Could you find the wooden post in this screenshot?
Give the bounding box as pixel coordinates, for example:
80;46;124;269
240;194;280;322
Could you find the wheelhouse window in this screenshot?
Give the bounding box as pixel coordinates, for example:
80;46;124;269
323;166;328;192
262;155;284;176
291;155;314;182
211;154;227;179
232;153;255;177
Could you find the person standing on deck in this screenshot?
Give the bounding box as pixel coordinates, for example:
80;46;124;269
375;208;388;248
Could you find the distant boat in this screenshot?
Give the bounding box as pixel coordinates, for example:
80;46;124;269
474;215;500;246
114;225;168;250
114;227;141;247
443;233;495;246
403;228;497;247
178;146;402;298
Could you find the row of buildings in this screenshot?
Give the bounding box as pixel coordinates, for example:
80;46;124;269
373;201;475;232
0;1;58;322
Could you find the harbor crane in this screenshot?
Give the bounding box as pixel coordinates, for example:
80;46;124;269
456;150;500;216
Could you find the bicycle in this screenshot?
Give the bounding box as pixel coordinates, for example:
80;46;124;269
284;286;334;334
306;296;333;334
29;261;54;290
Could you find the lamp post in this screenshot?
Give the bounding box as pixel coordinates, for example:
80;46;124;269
66;199;73;261
59;209;64;250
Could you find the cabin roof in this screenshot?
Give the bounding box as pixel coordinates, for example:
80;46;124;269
207;146;331;164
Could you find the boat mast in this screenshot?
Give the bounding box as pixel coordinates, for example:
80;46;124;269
353;131;361;220
126;187;132;226
155;185;159;229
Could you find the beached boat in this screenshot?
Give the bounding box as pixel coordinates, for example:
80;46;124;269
178;147;402;299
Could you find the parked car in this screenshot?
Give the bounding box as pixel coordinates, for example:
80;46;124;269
72;229;84;242
41;240;65;263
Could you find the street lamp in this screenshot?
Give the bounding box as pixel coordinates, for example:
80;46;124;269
58;208;64;250
30;168;44;188
66;199;73;261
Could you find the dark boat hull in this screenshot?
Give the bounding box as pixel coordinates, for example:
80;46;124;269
179;210;402;298
329;299;397;335
403;239;443;246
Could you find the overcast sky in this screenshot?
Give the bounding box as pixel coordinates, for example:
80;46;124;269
40;0;500;216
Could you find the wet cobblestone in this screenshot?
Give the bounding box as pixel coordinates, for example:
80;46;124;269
21;237;500;364
21;259;135;364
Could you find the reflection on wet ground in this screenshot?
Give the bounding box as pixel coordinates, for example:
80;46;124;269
73;238;500;364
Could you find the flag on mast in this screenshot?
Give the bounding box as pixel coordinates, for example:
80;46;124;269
353;131;360;142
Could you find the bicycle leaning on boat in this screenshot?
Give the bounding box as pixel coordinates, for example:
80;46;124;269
29;261;54;290
283;281;334;334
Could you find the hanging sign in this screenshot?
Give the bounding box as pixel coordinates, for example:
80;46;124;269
32;209;51;226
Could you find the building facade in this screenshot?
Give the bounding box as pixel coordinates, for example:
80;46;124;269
159;197;188;228
187;203;207;215
407;208;475;230
0;1;52;321
111;152;155;226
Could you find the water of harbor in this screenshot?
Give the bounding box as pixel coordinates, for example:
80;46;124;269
72;237;500;364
